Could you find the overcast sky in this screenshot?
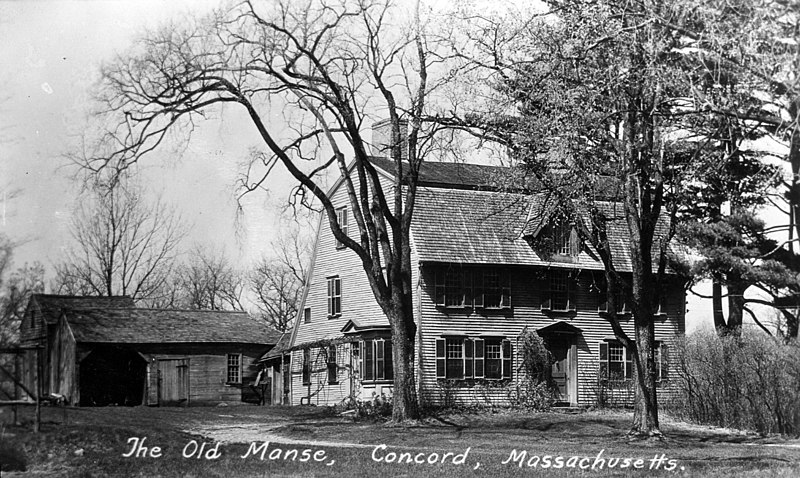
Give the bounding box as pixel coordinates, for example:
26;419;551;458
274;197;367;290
3;0;789;332
0;0;306;278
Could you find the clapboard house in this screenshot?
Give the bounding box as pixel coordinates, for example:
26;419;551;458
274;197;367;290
282;128;686;408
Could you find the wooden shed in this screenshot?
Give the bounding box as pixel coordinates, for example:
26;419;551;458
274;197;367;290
50;307;279;406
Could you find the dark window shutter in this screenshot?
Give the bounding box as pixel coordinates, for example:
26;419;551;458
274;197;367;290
599;342;608;379
661;344;669;381
567;274;577;311
474;338;485;378
435;338;446;379
463;269;472;307
473;269;484;308
364;339;375;381
625;345;633;379
501;270;511;308
376;339;385;380
434;270;445;306
384;340;394;380
464;339;474;378
502;339;512;379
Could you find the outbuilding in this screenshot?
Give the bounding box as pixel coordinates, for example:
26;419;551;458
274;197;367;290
50;307;279;406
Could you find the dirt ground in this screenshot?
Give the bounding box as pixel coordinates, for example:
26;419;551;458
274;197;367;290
2;404;799;477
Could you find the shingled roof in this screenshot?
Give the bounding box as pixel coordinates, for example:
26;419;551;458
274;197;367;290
63;308;280;345
369;156;526;190
30;294;135;325
410;186;679;272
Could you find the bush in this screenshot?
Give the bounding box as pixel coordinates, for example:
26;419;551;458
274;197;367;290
669;329;800;436
513;330;556;410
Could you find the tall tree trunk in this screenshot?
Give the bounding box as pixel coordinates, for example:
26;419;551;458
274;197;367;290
631;315;659;436
726;282;746;336
388;306;419;422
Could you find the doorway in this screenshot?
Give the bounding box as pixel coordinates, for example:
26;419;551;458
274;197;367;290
544;335;578;406
157;359;189;406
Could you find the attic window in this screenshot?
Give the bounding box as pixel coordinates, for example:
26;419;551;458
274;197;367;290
552;220;572;256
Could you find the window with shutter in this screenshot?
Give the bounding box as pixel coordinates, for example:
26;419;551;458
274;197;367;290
327;276;341;317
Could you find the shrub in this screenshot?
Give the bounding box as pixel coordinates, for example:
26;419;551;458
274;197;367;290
513;329;556;410
669;329;800;436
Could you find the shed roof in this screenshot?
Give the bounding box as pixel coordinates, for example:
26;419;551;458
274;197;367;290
64;308;280;345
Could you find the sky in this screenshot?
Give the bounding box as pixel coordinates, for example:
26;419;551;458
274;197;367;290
0;0;303;278
1;0;790;333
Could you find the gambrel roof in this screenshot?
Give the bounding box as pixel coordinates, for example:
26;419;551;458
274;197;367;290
62;308;280;345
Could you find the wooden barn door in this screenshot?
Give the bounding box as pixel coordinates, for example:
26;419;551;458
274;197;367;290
157;359;189;406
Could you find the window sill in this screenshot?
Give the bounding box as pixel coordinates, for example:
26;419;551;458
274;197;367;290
541;308;577;314
328;381;339;385
225;382;242;386
327;314;342;319
361;379;394;385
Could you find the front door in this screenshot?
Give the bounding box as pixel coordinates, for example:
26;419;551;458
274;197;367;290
551;340;569;401
157;359;189;406
546;337;576;405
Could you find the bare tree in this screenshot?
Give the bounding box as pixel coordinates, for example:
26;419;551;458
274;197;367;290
53;181;186;304
75;0;461;421
169;245;246;311
251;227;311;333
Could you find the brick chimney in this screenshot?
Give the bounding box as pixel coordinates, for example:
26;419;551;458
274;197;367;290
371;118;408;159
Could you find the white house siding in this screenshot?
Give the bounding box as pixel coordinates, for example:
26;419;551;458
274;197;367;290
416;265;685;407
289;167;398;406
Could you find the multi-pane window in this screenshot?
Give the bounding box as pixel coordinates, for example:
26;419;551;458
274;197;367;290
596;274;630;315
302;349;311;385
552;220;572;256
327;276;341;316
336;207;348;249
303;307;311;324
434;267;511;309
542;270;575;312
446;339;464;379
327;345;337;384
435;337;512;380
599;341;668;381
360;338;393;382
227;353;241;383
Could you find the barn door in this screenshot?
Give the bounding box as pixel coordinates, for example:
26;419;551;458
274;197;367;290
158;359;189;406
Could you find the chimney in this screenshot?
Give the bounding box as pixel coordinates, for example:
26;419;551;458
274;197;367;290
371;118;408;159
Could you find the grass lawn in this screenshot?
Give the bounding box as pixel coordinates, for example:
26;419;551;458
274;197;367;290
1;405;798;477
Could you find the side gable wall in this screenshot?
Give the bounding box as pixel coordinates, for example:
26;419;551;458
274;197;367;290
290;166;398;405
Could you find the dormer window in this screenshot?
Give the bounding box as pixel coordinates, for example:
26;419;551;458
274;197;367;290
552;220;572;256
